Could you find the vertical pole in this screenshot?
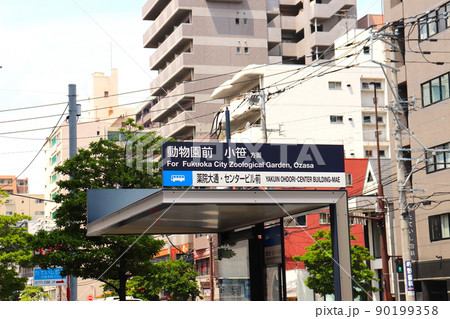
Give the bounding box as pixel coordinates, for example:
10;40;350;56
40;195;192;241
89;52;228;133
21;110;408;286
68;84;78;301
225;106;231;145
208;235;214;301
260;90;268;143
372;83;392;301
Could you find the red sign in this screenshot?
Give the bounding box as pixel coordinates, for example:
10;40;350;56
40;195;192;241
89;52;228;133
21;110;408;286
87;295;94;301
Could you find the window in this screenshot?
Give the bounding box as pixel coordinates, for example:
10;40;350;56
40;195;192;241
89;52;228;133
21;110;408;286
429;213;450;241
51;173;58;184
377;116;383;123
426;142;450;173
244;47;249;54
328;81;342;90
243;18;248;25
104;91;109;97
50;135;60;147
362;82;381;89
319;212;330;224
196;258;209;276
345;173;352;186
6;212;13;216
330;115;343;123
419;3;450;40
35;199;44;204
235;18;240;24
379;150;385;157
421;73;450;107
363;115;371;123
363;46;370;54
236;47;241;54
295;215;307;227
50;153;60;166
5;199;13;204
35;211;45;216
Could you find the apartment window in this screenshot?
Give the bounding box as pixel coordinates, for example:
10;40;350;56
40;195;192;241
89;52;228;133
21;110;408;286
362;82;381;90
0;179;12;184
319;212;330;224
5;199;13;204
363;115;371;123
236;47;241;54
50;135;60;147
50;153;60;166
330;115;343;124
366;150;373;158
243;18;248;25
377;116;383;123
196;258;209;276
244;47;249;54
104;91;109;97
35;199;44;204
379;150;385;157
345;173;352;186
6;212;13;216
35;211;45;216
422;72;449;107
426;142;450;173
363;46;370;54
419;2;450;40
429;213;450;241
235;18;240;24
328;81;342;90
51;173;58;184
295;215;307;227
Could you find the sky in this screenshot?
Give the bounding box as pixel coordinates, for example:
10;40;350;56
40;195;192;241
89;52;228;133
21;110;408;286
0;0;383;194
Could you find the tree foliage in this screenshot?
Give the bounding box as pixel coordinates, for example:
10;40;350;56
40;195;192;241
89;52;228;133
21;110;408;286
0;191;33;300
103;259;202;301
19;286;50;301
31;124;169;301
293;229;379;300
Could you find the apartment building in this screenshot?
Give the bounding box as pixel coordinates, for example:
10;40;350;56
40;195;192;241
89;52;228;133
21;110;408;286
137;0;357;140
0;175;45;220
384;0;450;301
43;69;132;217
211;28;390;158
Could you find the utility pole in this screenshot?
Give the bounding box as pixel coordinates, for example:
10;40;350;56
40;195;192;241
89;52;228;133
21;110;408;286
260;90;268;143
68;84;78;301
371;83;392;301
369;26;415;301
208;235;214;301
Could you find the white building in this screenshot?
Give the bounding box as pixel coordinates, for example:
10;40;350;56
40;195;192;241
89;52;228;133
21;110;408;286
211;29;390;159
43;69;133;217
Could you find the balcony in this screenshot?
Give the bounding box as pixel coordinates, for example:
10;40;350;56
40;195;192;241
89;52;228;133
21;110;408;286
149;24;193;70
150;82;195;122
309;0;356;19
158;111;196;138
143;0;192;48
142;0;169;20
150;52;195;96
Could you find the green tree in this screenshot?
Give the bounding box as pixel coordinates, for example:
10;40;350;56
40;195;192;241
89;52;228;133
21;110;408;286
103;259;202;301
293;229;378;300
31;126;168;301
19;286;50;301
0;191;33;300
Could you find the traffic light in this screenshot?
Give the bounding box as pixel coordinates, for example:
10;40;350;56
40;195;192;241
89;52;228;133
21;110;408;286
395;258;404;273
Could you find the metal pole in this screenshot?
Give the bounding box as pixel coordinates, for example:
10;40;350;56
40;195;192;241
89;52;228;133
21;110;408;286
372;83;392;301
208;235;214;301
260;90;268;143
392;69;416;301
68;84;78;301
225;106;231;145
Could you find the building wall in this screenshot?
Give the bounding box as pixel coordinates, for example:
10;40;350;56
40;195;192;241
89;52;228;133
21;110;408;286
0;193;45;220
384;0;450;301
139;0;357;140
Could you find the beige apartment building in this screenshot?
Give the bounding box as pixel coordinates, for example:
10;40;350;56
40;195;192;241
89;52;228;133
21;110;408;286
385;0;450;300
43;69;133;217
0;175;45;220
137;0;357;140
